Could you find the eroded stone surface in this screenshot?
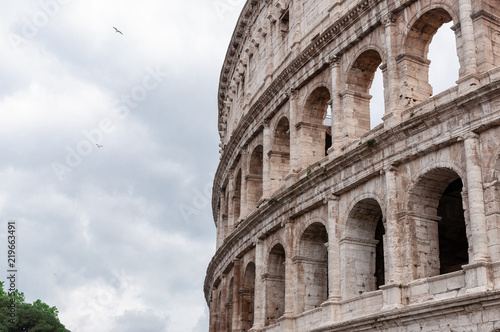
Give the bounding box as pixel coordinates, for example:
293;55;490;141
207;0;500;331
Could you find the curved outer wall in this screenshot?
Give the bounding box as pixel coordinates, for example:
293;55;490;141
207;0;500;331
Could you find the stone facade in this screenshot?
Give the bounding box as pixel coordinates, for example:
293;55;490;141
205;0;500;330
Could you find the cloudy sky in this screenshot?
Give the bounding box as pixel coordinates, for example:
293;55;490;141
0;1;457;331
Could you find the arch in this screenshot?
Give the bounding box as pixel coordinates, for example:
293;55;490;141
234;169;242;222
297;217;328;240
265;243;286;326
302;85;331;124
217;289;222;331
270;116;291;193
241;262;256;331
405;162;466;209
296;222;329;313
341;198;385;298
484;152;500;262
226;277;234;331
346;49;384;94
407;167;469;278
343;49;384;140
298;86;332;168
401;8;456;106
248;145;263;211
221;179;229;241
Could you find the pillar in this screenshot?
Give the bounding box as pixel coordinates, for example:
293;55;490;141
251;240;265;330
284;221;295;316
240;146;249;220
382;14;402;127
220;275;228;332
464;132;490;262
232;260;242;331
381;166;405;310
288;89;301;173
328;56;343;157
227;171;235;233
216;190;226;248
457;0;479;92
263;120;272;200
384;165;403;283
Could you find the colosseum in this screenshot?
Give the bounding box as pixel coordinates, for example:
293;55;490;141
205;0;500;330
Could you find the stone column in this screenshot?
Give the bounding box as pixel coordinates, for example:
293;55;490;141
209;288;217;332
320;195;342;323
227;171;235;233
328;56;343;157
240;146;249;220
282;220;295;331
284;220;295;316
326;195;341;300
232;259;242;332
288;89;301;173
382;14;402;127
264;8;274;87
384;165;403;283
252;239;266;330
291;0;302;57
220;275;228;332
457;0;479;92
262;120;272;200
216;190;225;248
464;132;490;262
381;166;405;310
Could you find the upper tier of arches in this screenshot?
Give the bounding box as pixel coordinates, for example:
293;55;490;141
213;0;500;245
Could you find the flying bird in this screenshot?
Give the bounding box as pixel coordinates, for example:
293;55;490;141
113;27;123;35
96;144;103;148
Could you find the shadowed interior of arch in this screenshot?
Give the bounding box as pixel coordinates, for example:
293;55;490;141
265;244;286;326
302;87;332;160
297;222;329;313
408;168;469;277
271;117;290;191
342;198;384;297
241;262;256;331
234;169;242;221
402;8;456;106
248;145;263;210
437;178;469;274
346;50;383;137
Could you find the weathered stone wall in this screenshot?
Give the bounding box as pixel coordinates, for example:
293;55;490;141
207;0;500;330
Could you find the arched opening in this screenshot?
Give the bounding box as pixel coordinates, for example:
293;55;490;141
221;180;229;240
402;9;454;107
241;262;256;331
270;117;290;193
226;278;234;331
370;67;384;129
374;217;385;288
233;169;242;222
265;244;286;326
341;198;384;298
428;22;460;95
297;222;328;313
344;49;383;138
408;168;469;278
437;178;468;274
217;289;222;331
248;145;263;211
300;87;331;168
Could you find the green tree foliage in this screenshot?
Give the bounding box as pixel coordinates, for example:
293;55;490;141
0;281;70;332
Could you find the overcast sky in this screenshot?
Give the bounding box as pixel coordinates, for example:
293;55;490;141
0;1;245;331
0;1;457;331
